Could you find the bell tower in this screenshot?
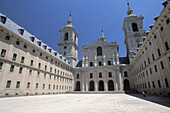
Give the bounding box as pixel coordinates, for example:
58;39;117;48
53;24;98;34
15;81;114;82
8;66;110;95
58;13;79;67
123;3;146;62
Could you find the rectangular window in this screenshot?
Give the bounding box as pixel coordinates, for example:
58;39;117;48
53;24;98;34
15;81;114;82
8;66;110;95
5;35;10;40
36;83;38;89
0;62;3;70
158;80;161;88
43;84;45;89
99;61;102;66
48;84;51;89
157;49;161;56
29;70;32;75
21;56;25;63
160;27;163;31
38;63;41;69
108;61;111;65
32;49;35;53
19;67;23;73
16;40;20;45
12;53;17;61
56;85;58;90
166;18;170;24
44;73;46;78
165;42;169;51
55;69;56;74
165;78;169;88
53;85;55;89
152;81;155;88
148;58;150;64
99;72;102;78
37;72;40;78
49;75;51;79
90;62;94;67
154;65;157;72
144;61;146;67
45;65;47;70
77;74;79;79
146;70;148;76
109;72;112;77
150;68;152;74
6;80;11;88
50;67;52;72
10;65;15;72
90;73;93;78
148;82;150;88
16;81;20;88
1;49;6;57
30;60;33;66
24;44;27;49
152;54;155;61
124;71;128;77
160;61;164;70
27;82;30;88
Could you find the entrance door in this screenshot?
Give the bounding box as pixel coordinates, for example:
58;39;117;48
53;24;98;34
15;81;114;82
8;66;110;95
76;81;80;91
98;80;104;91
124;79;130;91
89;81;95;91
108;80;114;91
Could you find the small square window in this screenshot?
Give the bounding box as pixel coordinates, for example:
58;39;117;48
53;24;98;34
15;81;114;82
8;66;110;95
5;35;10;40
32;49;35;53
16;41;20;45
23;44;27;49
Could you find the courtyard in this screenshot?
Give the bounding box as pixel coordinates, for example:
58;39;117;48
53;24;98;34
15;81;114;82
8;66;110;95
0;94;170;113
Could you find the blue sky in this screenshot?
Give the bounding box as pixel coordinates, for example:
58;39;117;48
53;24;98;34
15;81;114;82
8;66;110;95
0;0;163;59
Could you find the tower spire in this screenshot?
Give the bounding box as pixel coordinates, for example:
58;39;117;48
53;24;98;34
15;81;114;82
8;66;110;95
127;2;133;15
100;29;106;41
68;11;72;25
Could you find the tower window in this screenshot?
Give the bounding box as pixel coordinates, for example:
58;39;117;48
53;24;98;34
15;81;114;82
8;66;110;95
64;33;68;41
132;23;138;32
97;46;102;56
99;72;102;78
90;73;93;78
90;62;94;67
64;46;67;49
74;35;76;42
99;61;102;66
0;16;7;24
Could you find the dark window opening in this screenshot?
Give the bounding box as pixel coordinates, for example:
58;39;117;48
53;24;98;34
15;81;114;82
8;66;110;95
108;61;111;65
165;42;169;51
124;71;128;77
0;16;7;24
90;73;93;78
157;49;161;56
6;80;11;88
109;72;112;78
90;62;94;67
5;35;10;40
77;74;79;79
165;78;169;88
99;72;102;78
64;33;68;41
97;46;102;56
18;29;24;35
166;18;170;24
132;23;138;32
152;54;155;61
158;80;161;88
30;37;35;42
99;61;102;66
16;40;20;45
160;27;163;31
24;44;27;49
160;61;164;69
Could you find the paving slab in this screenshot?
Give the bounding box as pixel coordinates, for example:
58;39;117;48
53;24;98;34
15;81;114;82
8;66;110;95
0;94;170;113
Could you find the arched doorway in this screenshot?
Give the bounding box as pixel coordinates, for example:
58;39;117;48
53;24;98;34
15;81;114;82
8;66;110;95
89;81;95;91
98;80;104;91
76;81;80;91
108;80;114;91
124;79;130;91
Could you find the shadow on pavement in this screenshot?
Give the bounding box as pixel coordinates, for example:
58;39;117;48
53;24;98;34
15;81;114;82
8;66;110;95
126;93;170;107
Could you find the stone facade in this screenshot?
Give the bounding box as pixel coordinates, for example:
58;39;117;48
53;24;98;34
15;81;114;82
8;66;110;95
0;0;170;96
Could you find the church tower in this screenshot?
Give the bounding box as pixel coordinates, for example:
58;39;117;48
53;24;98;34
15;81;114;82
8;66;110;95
58;13;79;67
123;3;146;62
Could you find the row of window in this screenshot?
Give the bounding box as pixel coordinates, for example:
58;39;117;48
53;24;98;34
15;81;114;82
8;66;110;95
76;72;114;79
135;78;169;89
6;80;72;90
0;48;72;76
89;60;113;67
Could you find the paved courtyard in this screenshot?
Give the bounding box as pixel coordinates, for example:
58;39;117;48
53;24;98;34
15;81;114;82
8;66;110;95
0;94;170;113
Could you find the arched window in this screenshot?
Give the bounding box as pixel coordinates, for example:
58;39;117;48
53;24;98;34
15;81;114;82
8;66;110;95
132;23;138;32
74;34;76;42
64;33;68;41
97;46;102;56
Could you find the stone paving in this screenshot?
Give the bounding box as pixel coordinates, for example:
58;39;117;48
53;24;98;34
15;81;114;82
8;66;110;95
0;94;170;113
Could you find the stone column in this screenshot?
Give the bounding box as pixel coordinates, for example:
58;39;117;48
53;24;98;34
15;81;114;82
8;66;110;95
104;70;108;91
86;72;89;91
94;71;98;91
119;71;123;91
114;71;118;91
81;72;84;91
